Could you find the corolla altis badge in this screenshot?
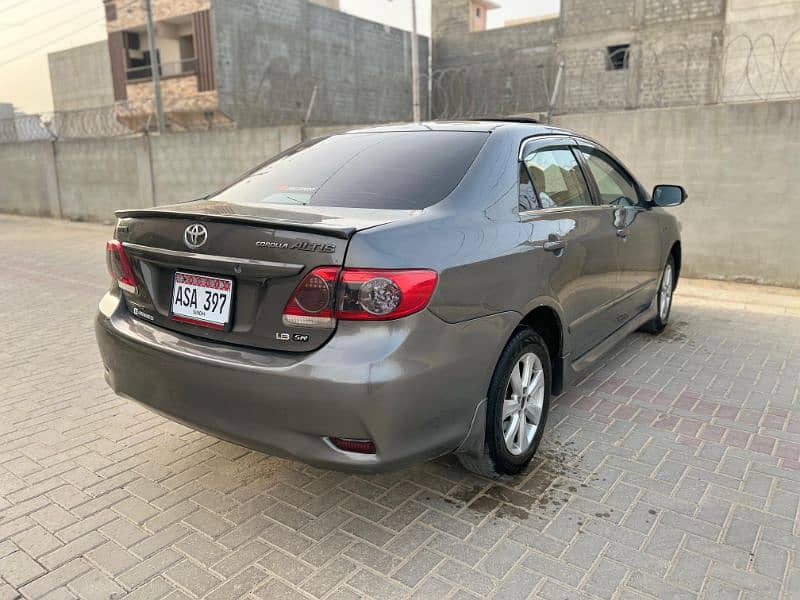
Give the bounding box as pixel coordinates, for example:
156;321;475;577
256;239;336;253
256;240;289;249
184;223;208;249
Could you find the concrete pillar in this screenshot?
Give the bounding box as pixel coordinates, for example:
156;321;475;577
44;141;62;219
136;133;156;207
281;125;303;148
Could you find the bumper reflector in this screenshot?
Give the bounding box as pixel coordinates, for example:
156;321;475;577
329;437;376;454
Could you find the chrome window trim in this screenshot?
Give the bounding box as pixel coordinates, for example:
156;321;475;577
518;204;609;218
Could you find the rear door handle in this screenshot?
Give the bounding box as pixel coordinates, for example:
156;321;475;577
543;239;566;252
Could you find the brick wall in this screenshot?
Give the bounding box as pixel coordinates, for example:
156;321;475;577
105;0;210;32
434;17;558;69
307;4;427;124
213;0;427;126
48;41;115;112
432;0;729;115
721;0;800;102
556;0;725;112
644;0;725;26
636;21;723;108
430;0;558;118
117;77;223;130
557;44;634;112
123;77;218;112
432;0;471;38
212;0;311;126
561;0;637;36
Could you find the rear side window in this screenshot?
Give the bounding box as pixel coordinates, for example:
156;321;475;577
518;164;537;211
211;131;489;210
524;149;593;209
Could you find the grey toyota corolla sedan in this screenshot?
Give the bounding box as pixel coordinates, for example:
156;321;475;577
96;120;685;478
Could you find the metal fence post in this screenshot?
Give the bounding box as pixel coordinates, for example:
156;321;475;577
145;0;166;135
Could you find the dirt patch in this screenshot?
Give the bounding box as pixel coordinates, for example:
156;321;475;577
460;438;586;522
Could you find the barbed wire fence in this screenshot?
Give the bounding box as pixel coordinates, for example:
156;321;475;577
430;59;552;120
1;29;799;144
718;28;800;102
430;28;800;119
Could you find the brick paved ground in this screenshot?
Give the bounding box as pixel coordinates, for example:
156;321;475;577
1;214;798;600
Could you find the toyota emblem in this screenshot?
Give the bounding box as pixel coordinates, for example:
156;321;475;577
184;223;208;249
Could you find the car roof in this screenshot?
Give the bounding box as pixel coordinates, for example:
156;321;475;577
339;120;574;136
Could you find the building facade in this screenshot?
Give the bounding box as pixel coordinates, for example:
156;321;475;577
102;0;427;131
557;0;726;112
430;0;742;117
45;0;796;131
48;41;116;113
431;0;559;118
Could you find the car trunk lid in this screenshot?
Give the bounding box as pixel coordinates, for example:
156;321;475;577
114;200;417;352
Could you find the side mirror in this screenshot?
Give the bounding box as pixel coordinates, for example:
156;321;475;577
652;185;687;207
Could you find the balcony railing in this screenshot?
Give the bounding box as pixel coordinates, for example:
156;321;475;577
126;58;198;81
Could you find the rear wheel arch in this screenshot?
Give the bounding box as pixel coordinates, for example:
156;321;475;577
519;305;564;395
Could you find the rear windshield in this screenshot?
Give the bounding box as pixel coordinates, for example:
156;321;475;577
211;131;489;210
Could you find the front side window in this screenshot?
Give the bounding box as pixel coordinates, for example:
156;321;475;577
524;148;593;209
581;150;639;207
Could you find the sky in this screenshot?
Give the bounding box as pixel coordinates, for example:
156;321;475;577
0;0;559;114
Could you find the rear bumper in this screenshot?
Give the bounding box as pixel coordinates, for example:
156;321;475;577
96;290;518;472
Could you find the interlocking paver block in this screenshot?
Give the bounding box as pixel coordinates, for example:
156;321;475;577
260;549;315;585
393;548;445;587
164;559;222;597
204;565;267;600
0;550;46;588
66;569;125;600
300;556;355;598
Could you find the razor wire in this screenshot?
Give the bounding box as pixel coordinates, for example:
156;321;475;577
430;29;800;118
2;28;799;143
718;29;800;102
431;59;552;120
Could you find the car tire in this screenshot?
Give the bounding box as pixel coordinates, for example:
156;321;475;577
458;327;551;479
641;255;676;334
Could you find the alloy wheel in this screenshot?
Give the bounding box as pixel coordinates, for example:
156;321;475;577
660;263;673;321
502;352;545;456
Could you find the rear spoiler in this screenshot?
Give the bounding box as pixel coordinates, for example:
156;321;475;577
114;209;357;239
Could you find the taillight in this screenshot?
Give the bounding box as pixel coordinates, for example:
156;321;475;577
283;266;338;328
336;269;438;320
106;240;138;293
282;267;437;327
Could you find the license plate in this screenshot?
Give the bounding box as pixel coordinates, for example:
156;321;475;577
171;272;233;330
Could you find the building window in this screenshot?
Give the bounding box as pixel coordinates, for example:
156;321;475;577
124;31;141;51
606;44;630;70
105;2;117;21
476;7;481;17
